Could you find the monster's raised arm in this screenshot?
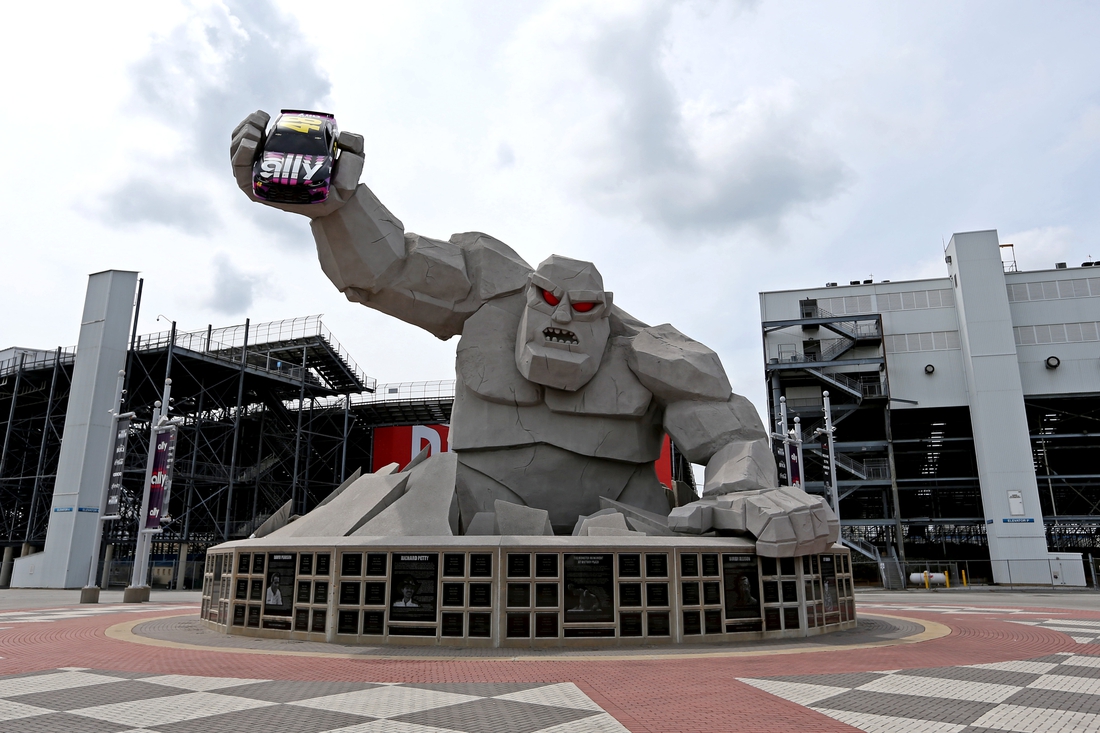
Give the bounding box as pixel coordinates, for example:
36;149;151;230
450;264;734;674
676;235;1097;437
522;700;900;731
231;110;531;339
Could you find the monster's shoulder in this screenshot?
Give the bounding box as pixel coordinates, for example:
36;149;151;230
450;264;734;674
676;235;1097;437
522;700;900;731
624;321;732;404
449;232;533;301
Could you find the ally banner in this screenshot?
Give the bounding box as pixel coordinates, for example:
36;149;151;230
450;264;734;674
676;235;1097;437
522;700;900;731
104;417;130;517
145;425;178;529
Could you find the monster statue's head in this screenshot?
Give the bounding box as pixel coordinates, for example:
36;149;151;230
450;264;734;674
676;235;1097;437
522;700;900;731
515;255;613;392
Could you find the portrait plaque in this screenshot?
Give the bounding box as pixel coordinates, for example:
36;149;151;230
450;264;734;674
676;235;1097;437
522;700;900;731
564;554;614;623
722;554;761;621
389;553;439;623
315;553;331;575
263;553;295;617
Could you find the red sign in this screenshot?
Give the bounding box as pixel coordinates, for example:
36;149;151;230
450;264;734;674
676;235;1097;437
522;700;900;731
371;425;450;472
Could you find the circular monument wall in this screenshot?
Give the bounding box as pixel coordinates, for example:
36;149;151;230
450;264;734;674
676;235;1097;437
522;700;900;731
200;536;856;647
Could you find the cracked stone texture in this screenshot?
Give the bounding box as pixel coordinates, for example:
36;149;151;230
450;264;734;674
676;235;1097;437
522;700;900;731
351;452;460;536
494;500;554;536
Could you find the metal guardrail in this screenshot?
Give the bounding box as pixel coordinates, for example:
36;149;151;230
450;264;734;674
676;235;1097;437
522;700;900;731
297;380;457;413
0;347;76;379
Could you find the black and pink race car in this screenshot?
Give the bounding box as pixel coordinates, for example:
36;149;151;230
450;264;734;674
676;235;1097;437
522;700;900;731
252;110;339;204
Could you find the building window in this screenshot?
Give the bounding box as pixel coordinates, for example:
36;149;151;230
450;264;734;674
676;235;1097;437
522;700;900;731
885;331;961;354
1007;278;1100;303
877;288;955;312
1014;322;1100;345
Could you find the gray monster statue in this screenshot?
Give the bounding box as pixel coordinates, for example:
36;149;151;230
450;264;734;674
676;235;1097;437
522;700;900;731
230;111;838;557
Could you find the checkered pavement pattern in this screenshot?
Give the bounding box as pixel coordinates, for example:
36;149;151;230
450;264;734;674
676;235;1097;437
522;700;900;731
0;668;628;732
739;651;1100;732
1008;618;1100;644
0;605;194;628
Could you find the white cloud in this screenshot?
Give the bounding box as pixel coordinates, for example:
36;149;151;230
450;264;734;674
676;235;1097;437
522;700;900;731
1002;226;1079;271
206;253;264;315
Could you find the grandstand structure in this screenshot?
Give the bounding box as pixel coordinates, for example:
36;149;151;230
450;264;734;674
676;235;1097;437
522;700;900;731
0;315;455;589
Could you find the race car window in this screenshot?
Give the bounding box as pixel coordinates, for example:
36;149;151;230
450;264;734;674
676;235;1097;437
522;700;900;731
268;130;329;155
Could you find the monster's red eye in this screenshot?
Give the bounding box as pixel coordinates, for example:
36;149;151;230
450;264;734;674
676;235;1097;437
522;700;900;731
541;289;560;306
571;301;597;313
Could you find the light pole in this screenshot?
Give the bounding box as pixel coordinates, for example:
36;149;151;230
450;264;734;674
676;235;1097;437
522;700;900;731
772;396;793;486
815;390;841;515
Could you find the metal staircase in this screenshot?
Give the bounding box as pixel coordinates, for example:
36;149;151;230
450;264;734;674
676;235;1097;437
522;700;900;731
842;536;906;590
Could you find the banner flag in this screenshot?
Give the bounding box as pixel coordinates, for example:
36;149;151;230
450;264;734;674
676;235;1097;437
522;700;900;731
145;425;178;529
105;417;130;517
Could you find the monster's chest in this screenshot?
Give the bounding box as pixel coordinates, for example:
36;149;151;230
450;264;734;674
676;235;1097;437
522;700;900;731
451;299;662;462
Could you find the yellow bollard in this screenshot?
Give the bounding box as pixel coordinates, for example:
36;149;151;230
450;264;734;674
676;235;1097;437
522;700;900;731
924;571;930;590
962;569;968;587
946;570;950;588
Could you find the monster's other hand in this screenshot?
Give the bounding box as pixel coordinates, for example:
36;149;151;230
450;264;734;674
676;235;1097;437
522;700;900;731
229;110;365;219
669;487;839;557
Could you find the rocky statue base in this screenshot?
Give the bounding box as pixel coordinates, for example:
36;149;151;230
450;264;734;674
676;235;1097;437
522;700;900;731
201;535;854;648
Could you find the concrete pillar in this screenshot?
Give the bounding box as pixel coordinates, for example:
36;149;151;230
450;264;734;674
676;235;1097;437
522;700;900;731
10;270;138;588
100;544;114;588
0;546;14;587
175;542;189;590
21;542;33;557
946;232;1051;584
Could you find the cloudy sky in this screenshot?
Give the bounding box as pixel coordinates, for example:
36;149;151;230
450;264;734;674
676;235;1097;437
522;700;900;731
2;0;1099;419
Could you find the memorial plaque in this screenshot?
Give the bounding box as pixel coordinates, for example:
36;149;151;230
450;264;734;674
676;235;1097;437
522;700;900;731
297;581;311;603
723;554;761;621
704;609;722;634
263;553;295;617
782;580;797;603
763;581;779;604
442;582;465;607
780;557;796;576
263;617;291;630
535;554;558;577
726;619;762;633
703;581;721;606
389;626;436;636
620;612;643;637
821;554;840;624
233;604;245;626
238;554;250;574
389;553;439;623
294;608;309;631
311;609;326;632
761;556;777;576
784;607;801;629
468;612;492;637
235;579;247;600
535;583;558;607
803;556;812;574
842;554;850;574
564;627;614;638
507;553;531;578
340;581;361;606
683;610;701;635
252;553;265;574
313;581;328;604
680;554;699;577
366;553;387;576
619;582;642;607
338;610;359;635
507;583;531;608
618;554;641;578
342;552;363;577
506;613;530;637
316;553;331;575
298;553;313;576
365;582;386;605
646;583;669;607
764;607;781;630
247;606;260;627
441;612;464;636
535;612;558;638
682;581;700;606
564;554;614;623
363;610;384;635
647;612;670;636
470;553;492;577
469;582;492;607
443;553;465;577
702;554;719;577
645;554;668;577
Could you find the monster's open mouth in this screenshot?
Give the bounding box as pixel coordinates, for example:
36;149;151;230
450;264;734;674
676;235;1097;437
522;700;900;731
543;327;579;345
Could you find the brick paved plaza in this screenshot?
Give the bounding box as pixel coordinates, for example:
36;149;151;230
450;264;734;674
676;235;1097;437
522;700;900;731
0;589;1097;732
